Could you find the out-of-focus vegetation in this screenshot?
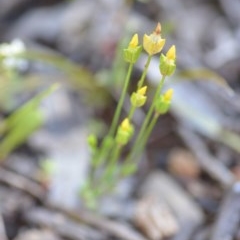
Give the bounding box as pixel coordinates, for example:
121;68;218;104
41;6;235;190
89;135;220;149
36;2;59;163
0;39;105;160
0;84;58;159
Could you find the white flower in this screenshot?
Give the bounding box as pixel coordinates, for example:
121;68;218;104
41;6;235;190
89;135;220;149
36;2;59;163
0;39;25;57
0;39;27;70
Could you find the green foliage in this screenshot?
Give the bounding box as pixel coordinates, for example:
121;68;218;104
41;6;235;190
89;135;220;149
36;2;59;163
0;84;59;159
0;39;61;160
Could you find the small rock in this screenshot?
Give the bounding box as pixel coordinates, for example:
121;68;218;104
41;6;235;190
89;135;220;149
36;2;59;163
14;229;60;240
168;148;200;179
135;195;179;240
138;171;204;240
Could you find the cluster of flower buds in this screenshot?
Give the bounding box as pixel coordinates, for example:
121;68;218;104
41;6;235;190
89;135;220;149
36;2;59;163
125;23;176;115
124;23;176;78
116;118;134;145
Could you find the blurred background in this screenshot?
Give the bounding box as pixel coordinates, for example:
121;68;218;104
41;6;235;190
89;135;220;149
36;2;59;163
0;0;240;240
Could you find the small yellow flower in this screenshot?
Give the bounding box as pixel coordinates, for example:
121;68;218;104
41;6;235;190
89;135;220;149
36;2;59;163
116;118;134;145
131;86;147;108
129;34;138;48
143;23;166;56
121;118;131;131
159;45;176;76
137;86;147;96
155;89;174;114
166;45;176;61
163;89;174;102
124;34;142;63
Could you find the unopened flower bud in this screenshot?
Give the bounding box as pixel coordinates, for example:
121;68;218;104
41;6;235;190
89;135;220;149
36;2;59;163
159;45;176;76
143;23;166;56
130;86;147;108
116;118;134;145
166;45;176;60
124;34;142;63
87;134;98;150
129;34;138;48
155;89;174;114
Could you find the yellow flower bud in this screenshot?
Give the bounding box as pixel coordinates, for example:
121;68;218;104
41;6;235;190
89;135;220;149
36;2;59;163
143;22;166;56
131;86;147;108
159;45;176;76
137;86;147;95
124;34;142;63
166;45;176;61
155;89;174;114
87;134;98;150
121;118;131;131
163;88;173;102
116;118;134;145
129;34;138;48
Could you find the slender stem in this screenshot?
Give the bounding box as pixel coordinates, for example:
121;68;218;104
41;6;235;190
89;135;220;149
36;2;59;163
102;143;121;185
126;75;166;162
89;55;153;195
137;55;152;89
109;144;121;167
121;113;159;173
91;63;133;172
91;143;121;196
136;113;159;159
108;63;134;137
127;55;152;123
128;106;135;120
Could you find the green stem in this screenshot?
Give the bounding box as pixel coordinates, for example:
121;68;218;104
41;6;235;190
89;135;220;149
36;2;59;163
128;106;136;120
126;75;166;162
91;63;133;172
90;135;114;175
121;113;159;174
109;144;121;166
136;113;159;159
127;55;152;122
137;55;152;89
101;143;122;188
90;143;121;196
109;63;134;137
